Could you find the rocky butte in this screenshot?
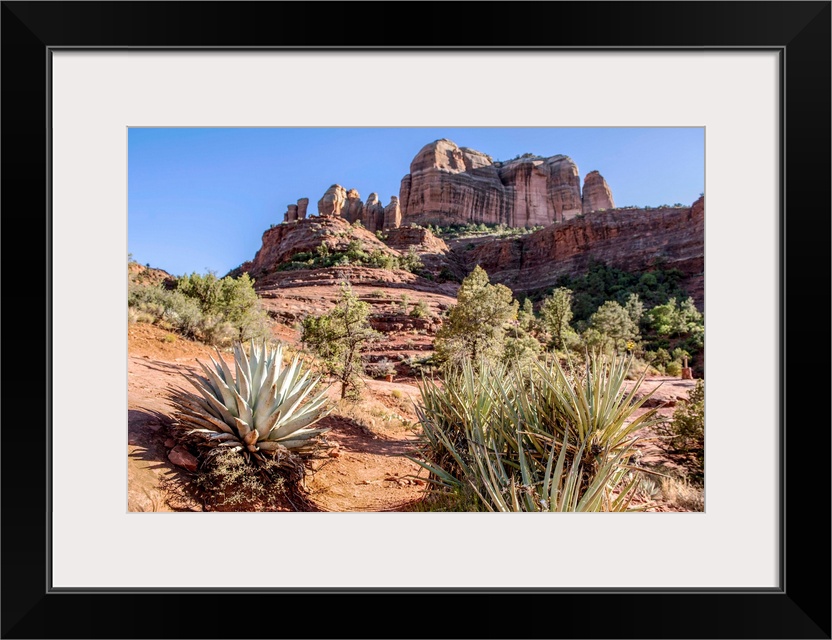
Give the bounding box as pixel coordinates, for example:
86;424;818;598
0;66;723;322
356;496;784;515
242;139;702;308
235;214;400;280
399;139;616;227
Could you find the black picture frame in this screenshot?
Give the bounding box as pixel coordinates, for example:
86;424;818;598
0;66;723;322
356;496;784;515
2;2;829;638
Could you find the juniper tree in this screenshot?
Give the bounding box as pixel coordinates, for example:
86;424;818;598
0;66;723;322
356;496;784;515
300;283;381;399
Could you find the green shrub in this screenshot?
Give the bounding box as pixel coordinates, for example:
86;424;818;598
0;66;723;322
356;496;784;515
665;361;682;377
410;300;430;319
660;379;704;476
399;247;424;273
278;242;422;274
399;293;410;315
502;330;541;368
128;271;270;346
438;267;460;283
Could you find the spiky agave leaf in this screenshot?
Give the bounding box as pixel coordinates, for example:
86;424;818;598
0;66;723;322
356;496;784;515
169;338;333;467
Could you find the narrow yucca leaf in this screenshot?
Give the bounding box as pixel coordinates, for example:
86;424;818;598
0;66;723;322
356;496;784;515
546;433;569;511
405;456;460;487
469;441;507;512
610;473;640;511
515;423;538;512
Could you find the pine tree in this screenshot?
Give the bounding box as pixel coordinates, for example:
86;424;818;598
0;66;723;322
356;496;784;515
434;265;518;366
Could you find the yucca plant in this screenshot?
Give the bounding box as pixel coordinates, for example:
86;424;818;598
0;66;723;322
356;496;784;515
169;339;333;470
461;423;641;512
410;352;660;511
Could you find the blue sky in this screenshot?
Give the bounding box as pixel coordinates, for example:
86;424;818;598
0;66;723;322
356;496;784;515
129;127;704;277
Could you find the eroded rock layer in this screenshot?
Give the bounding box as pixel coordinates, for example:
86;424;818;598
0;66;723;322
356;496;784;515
242;215;399;279
468;197;704;308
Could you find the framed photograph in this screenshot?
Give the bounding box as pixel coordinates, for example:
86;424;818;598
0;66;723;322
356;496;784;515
3;2;829;638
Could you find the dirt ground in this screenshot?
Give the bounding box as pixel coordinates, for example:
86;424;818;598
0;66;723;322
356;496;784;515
127;322;698;513
127;323;427;512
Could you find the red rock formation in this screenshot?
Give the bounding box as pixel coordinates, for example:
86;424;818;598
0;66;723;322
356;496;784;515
383;225;448;254
244;215;399;278
345;188;363;223
314;185;400;229
581;170;615;213
399;140;592;227
499;155;583;224
383;196;402;231
317;184;348;217
400;139;504;226
468;197;704;308
297;198;309;220
361;193;385;232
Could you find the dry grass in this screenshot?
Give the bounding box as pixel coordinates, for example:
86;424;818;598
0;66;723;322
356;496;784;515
660;476;704;511
336;398;417;434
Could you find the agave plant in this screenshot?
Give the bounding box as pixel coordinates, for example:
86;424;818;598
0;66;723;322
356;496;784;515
169;339;332;468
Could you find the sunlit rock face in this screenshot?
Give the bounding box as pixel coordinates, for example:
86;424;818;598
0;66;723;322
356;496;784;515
581;170;615;213
399;139;592;227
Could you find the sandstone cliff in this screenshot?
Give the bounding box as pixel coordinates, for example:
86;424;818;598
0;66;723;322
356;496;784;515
399;139;612;227
466;197;704;308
